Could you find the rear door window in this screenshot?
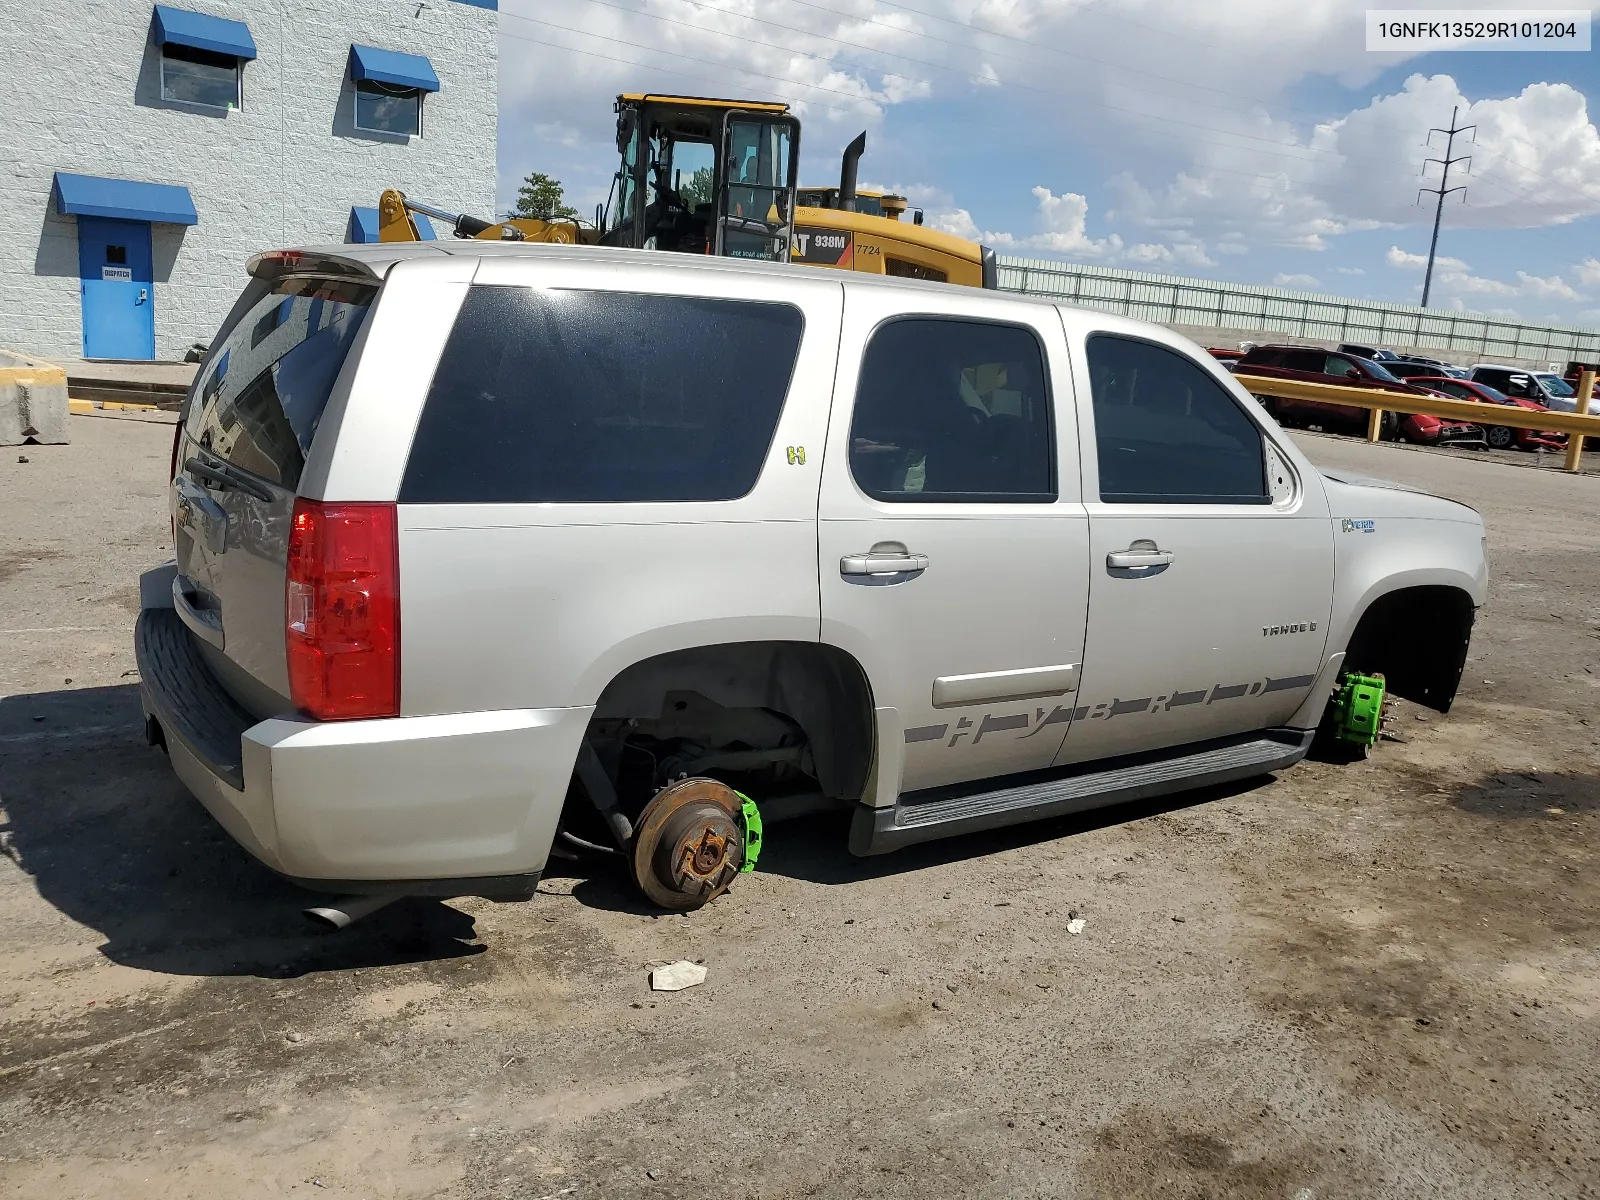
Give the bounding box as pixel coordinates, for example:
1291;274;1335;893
1283;349;1324;372
186;278;376;489
1087;334;1267;504
400;287;804;503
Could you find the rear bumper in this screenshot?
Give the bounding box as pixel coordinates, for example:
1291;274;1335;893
136;607;592;891
1435;425;1487;447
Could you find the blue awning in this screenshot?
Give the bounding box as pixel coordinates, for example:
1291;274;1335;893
52;172;199;225
346;205;435;243
348;44;440;93
152;5;257;60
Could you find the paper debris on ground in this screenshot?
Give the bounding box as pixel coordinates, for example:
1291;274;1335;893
650;961;708;991
1067;918;1087;935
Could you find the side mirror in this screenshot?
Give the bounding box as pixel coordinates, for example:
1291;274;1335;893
1345;369;1361;379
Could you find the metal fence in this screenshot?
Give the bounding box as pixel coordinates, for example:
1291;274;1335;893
996;256;1600;365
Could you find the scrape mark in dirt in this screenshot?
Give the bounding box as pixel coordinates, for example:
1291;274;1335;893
0;546;64;585
1079;1102;1361;1199
1452;771;1600;818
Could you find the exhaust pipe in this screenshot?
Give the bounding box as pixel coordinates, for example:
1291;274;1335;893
303;893;401;930
839;131;866;212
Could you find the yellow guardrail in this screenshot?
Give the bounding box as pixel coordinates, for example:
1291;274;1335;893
1236;367;1599;472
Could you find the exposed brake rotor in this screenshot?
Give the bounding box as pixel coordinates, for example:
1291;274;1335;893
631;778;745;911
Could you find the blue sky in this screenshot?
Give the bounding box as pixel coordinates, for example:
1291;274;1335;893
494;1;1600;327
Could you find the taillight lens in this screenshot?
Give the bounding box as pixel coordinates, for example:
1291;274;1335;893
285;499;400;720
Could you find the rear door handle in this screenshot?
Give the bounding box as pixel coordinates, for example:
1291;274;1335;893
1107;541;1174;571
840;543;928;579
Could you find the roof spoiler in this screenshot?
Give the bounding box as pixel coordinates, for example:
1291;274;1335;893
839;131;866;213
246;249;379;283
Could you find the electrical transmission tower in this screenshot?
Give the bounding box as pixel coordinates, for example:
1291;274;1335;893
1416;106;1476;308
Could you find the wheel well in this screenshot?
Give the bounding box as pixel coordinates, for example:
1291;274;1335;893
585;641;876;811
1343;585;1475;713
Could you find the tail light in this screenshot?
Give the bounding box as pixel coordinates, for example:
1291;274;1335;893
285;500;400;720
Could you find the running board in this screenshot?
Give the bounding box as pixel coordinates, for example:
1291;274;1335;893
848;728;1314;855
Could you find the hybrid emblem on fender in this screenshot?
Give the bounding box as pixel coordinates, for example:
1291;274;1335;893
1340;519;1376;534
786;445;806;465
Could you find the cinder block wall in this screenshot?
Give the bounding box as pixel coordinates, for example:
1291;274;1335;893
0;0;497;361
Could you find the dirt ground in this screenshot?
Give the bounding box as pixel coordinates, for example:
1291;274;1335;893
2;414;1597;1199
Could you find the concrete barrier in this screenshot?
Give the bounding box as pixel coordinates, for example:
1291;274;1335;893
0;352;69;445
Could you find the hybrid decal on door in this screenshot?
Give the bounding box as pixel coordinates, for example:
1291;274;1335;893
904;673;1321;745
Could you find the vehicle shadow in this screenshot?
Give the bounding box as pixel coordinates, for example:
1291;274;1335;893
0;684;483;979
554;774;1273;909
755;776;1273;887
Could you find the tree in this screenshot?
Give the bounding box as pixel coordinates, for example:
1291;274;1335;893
514;171;579;221
678;165;715;212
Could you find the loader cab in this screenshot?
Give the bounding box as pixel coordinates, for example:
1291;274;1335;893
600;95;800;262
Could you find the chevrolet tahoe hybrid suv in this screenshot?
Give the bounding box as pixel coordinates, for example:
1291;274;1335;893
137;243;1486;915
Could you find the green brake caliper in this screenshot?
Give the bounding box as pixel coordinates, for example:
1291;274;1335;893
737;792;763;873
1331;672;1387;748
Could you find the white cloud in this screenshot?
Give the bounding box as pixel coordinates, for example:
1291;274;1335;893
1107;73;1600;262
1385;245;1582;304
1334;267;1365;276
1576;259;1600;287
1273;273;1321;288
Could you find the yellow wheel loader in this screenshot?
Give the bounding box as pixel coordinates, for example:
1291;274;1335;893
377;94;996;289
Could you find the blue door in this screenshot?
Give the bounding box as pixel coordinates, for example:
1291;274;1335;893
78;216;154;359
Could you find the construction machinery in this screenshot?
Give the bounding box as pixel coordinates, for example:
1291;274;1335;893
376;94;996;289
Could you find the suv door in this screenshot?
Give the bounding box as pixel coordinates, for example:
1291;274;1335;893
1060;324;1333;764
818;287;1089;794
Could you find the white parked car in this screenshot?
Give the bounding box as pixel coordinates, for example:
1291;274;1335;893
136;243;1488;920
1468;364;1581;413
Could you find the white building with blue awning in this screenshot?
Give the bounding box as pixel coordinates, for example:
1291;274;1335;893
1;1;497;362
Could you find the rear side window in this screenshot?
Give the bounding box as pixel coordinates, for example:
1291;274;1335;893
848;318;1054;503
186;277;375;489
1087;334;1267;504
401;287;804;503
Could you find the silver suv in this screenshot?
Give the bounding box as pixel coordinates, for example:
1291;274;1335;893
137;243;1487;919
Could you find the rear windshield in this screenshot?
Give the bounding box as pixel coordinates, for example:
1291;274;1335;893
186;277;376;489
400;286;805;504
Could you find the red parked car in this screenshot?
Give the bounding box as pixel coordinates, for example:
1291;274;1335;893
1406;376;1565;451
1234;345;1483;446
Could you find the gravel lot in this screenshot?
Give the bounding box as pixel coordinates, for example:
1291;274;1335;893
2;414;1597;1199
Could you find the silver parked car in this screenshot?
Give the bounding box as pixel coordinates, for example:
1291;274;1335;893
137;242;1487;920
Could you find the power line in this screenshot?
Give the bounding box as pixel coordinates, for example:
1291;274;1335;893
1417;106;1475;307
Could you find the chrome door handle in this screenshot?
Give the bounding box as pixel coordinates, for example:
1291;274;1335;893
840;543;928;577
1107;540;1174;570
